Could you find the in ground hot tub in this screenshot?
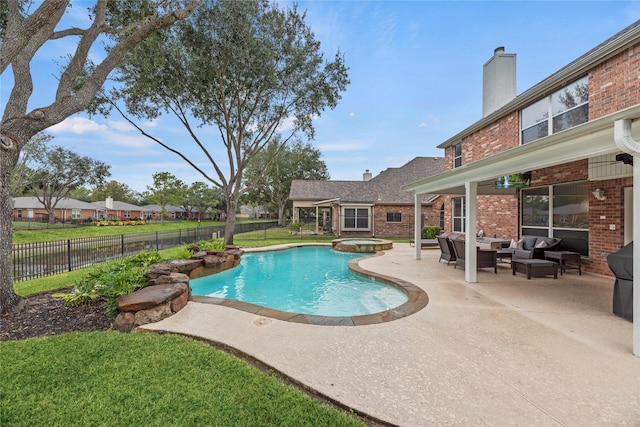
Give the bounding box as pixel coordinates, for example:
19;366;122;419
332;238;393;253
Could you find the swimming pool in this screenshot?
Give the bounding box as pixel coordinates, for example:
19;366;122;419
190;246;409;317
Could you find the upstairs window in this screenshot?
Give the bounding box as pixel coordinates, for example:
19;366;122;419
453;143;462;168
521;76;589;144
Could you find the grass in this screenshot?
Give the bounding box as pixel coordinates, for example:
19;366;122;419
11;220;259;244
0;332;366;426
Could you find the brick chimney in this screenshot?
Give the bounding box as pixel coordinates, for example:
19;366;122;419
482;46;516;117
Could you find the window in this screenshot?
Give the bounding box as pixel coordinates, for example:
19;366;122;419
386;212;402;222
27;209;33;218
521;181;589;255
452;198;465;232
124;211;131;218
439;204;445;230
344;207;369;230
521;76;589;144
71;209;81;219
17;209;22;218
453;143;462;168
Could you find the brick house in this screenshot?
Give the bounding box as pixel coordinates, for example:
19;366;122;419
289;157;443;237
12;196;99;222
91;197;143;220
404;21;640;354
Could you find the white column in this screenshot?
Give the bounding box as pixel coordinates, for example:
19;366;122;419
414;192;422;260
465;181;477;283
634;159;639;357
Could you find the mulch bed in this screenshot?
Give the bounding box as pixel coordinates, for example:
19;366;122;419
0;287;113;341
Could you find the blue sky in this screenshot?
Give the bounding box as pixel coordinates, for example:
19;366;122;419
2;1;640;193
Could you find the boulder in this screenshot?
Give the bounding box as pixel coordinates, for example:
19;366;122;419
116;282;188;312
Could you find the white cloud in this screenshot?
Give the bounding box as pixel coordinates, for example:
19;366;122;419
49;117;107;134
349;112;355;117
108;120;135;132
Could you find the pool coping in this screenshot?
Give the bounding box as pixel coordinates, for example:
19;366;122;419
190;243;429;326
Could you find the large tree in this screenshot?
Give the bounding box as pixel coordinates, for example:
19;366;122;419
28;146;110;223
182;181;223;221
146;172;186;222
244;138;329;226
92;180;139;205
9;132;53;196
106;0;349;245
0;0;200;313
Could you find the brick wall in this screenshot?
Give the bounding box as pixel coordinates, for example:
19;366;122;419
589;46;640;118
371;203;442;237
586;177;633;275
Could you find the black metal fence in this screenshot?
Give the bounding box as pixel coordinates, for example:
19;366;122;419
12;222;277;282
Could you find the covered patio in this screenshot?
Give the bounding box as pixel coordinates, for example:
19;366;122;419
404;110;640;356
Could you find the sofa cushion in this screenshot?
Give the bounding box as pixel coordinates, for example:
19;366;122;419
521;235;538;250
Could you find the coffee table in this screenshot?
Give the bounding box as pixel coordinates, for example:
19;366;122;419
544;251;582;275
511;258;558;279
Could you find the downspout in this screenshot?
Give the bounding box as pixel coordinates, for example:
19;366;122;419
613;118;640;357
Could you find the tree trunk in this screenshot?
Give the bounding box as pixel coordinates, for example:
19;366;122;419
277;203;286;226
0;143;21;314
224;196;237;246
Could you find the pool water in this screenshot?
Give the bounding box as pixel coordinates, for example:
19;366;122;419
190;246;408;317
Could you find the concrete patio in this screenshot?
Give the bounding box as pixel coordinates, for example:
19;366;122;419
141;243;639;426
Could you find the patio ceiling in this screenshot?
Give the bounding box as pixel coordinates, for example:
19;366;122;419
403;104;640;196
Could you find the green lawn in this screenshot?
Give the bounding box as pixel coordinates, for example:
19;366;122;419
0;332;366;426
12;220;230;244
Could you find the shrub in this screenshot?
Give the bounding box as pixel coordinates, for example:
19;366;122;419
53;251;165;318
288;220;303;231
421;226;441;239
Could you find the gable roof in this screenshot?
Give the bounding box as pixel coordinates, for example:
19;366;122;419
91;200;143;211
12;197;97;210
290;157;443;205
139;204;186;213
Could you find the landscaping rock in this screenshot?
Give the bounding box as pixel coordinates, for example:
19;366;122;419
116;283;188;312
113;311;136;332
135;302;172;325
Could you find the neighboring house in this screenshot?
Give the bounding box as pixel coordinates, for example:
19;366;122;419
139;204;191;220
403;22;640;352
12;197;99;222
289;157;444;237
91;197;143;220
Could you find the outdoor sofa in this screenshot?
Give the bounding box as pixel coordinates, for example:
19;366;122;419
500;235;562;260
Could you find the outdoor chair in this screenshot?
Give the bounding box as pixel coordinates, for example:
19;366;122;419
452;237;497;273
436;235;457;265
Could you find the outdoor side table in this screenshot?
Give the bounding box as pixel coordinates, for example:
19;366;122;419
544;251;582;275
511;259;558;279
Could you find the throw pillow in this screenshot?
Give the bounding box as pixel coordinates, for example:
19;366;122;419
509;239;524;249
535;240;549;249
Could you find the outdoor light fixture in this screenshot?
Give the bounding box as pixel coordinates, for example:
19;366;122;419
592;188;606;201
